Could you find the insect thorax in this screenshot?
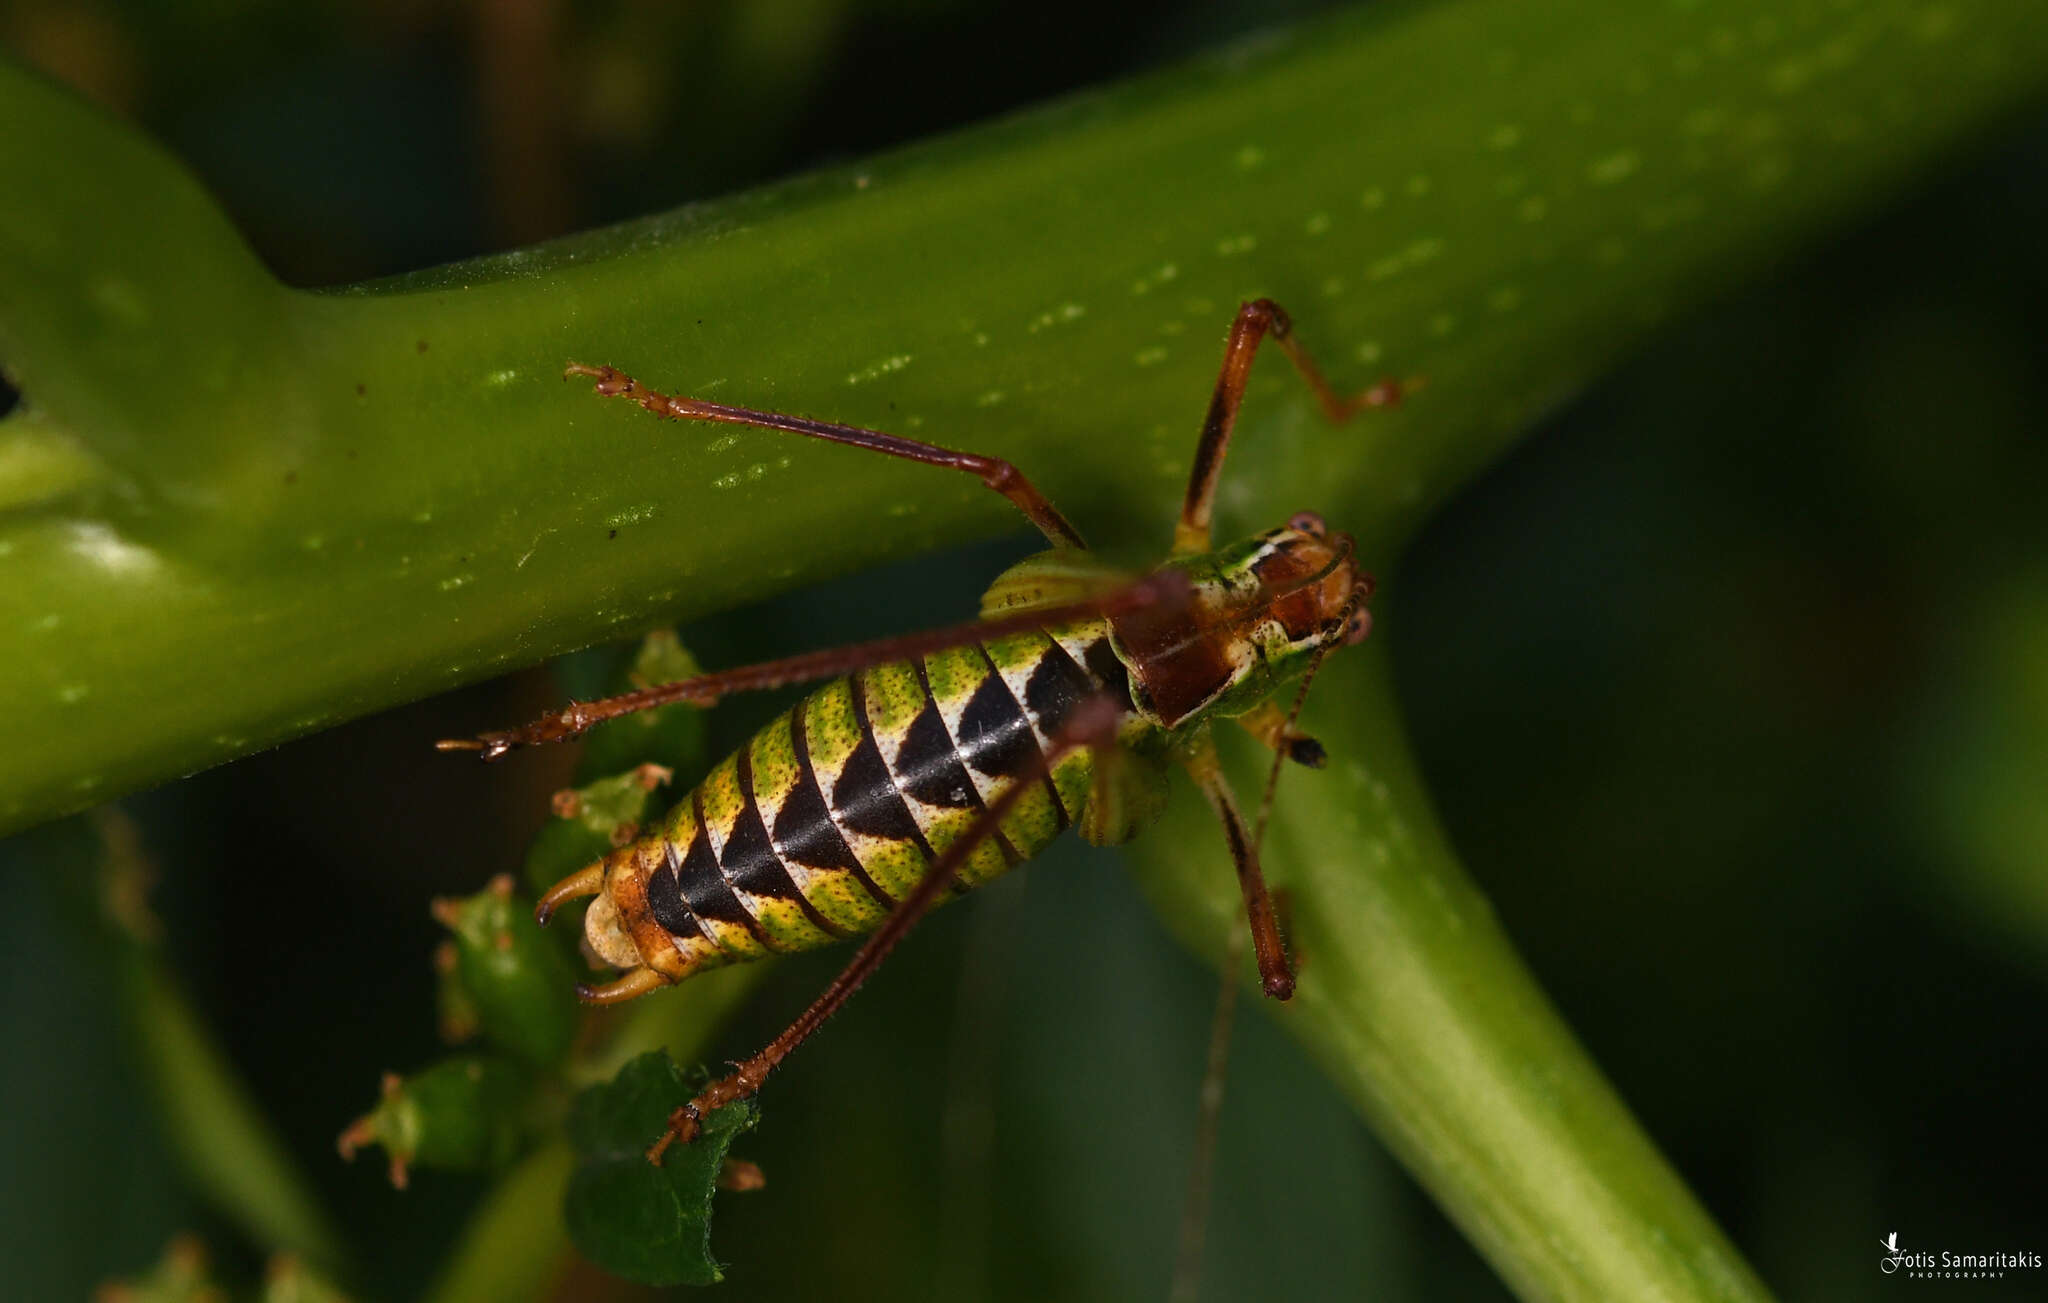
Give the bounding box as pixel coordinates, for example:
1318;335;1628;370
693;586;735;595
1092;523;1364;733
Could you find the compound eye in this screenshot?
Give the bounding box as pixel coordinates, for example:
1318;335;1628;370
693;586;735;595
1288;511;1327;537
1342;606;1373;645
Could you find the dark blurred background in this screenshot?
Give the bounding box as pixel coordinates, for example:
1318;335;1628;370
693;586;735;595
2;2;2044;1300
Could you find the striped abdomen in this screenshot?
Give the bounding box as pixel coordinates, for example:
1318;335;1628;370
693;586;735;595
586;620;1125;983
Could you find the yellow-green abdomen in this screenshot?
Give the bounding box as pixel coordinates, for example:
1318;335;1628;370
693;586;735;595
590;622;1115;982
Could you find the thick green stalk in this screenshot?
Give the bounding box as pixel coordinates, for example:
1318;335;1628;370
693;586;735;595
1131;656;1769;1302
5;1;2043;834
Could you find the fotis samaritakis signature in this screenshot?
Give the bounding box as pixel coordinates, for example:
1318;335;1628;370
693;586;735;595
1883;1233;1910;1274
1881;1231;2041;1278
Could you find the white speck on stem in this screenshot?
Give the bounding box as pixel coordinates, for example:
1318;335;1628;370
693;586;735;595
1027;303;1088;333
517;527;556;569
1587;149;1642;185
66;522;160;577
846;354;914;385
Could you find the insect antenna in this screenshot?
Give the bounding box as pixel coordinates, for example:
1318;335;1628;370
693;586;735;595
437;570;1189;759
1171;635;1338;1303
1170;924;1244;1303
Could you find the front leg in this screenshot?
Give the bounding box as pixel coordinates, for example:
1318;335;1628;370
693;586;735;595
1175;299;1405;556
1181;731;1295;1001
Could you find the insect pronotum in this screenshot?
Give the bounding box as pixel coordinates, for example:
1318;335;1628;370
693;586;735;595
442;299;1402;1158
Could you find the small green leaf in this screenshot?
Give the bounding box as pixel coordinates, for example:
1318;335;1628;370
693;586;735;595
564;1051;759;1287
432;941;483;1045
338;1056;531;1188
259;1254;357;1303
432;875;581;1068
521;628;707;901
574;630;709;782
520;766;674;902
99;1235;231;1303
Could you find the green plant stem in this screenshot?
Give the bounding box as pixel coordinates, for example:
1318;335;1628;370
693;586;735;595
5;1;2046;835
1132;656;1768;1302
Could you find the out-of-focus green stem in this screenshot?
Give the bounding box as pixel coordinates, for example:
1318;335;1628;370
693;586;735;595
77;813;350;1274
420;1142;576;1303
118;949;350;1274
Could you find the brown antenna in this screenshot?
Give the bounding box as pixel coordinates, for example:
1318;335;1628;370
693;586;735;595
1172;633;1340;1303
